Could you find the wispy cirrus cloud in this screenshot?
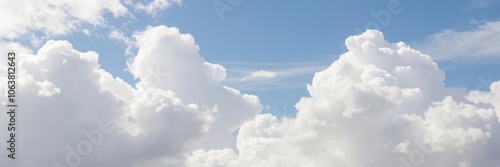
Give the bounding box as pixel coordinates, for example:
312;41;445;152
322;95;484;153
126;0;182;15
241;70;277;81
221;61;329;91
417;20;500;63
466;0;495;9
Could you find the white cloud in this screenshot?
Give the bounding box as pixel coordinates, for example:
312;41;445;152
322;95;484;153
0;0;128;40
0;40;208;166
109;29;136;56
127;0;182;15
222;62;328;91
1;1;499;164
241;70;277;81
128;25;263;151
0;0;184;50
467;0;494;9
187;30;500;166
468;81;500;123
393;140;410;154
418;21;500;62
0;25;261;167
35;80;61;97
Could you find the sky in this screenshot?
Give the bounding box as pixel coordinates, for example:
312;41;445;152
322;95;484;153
39;0;500;113
0;0;500;166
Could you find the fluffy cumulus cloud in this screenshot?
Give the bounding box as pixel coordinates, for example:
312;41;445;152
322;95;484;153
1;3;500;165
186;30;500;167
129;26;262;151
0;25;261;166
0;0;183;48
0;0;128;40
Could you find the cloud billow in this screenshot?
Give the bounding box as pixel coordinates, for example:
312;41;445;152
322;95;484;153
187;30;500;167
0;25;262;167
1;21;499;166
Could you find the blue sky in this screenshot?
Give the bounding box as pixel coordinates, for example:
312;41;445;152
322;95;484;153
55;0;500;117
